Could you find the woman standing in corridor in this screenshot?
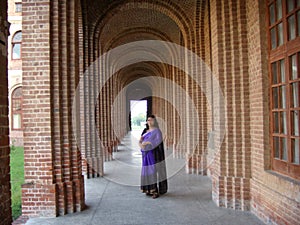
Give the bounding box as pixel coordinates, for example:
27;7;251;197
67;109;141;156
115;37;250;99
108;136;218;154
139;115;168;199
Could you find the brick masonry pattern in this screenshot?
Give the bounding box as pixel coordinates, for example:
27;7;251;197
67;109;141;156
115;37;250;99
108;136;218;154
0;0;299;224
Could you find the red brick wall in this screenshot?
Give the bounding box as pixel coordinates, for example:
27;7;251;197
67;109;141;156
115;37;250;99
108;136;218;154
22;0;85;217
248;1;300;224
21;0;56;217
0;1;12;224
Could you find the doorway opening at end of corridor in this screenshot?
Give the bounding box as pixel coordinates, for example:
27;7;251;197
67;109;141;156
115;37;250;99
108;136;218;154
130;100;148;134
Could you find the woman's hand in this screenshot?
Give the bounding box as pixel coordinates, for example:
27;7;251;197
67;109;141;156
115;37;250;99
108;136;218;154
140;141;151;149
142;141;151;146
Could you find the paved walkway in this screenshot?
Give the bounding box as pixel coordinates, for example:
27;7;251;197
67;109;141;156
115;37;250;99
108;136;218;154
26;131;264;225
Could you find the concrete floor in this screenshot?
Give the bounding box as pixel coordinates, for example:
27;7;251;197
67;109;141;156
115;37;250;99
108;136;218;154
26;132;265;225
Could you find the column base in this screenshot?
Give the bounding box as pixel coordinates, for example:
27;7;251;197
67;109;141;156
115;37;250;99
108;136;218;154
186;153;208;175
212;176;251;211
22;183;57;218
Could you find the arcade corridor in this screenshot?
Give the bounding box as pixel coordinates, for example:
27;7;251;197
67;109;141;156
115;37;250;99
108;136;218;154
0;0;299;225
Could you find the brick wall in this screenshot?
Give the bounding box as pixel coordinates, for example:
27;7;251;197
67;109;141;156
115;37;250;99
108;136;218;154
0;0;12;224
248;1;300;224
22;0;85;217
21;0;56;217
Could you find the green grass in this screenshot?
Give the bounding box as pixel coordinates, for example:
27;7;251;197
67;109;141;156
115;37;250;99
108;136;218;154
132;125;145;130
10;146;24;220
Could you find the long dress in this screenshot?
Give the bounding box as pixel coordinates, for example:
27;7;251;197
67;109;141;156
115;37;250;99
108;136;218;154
140;128;168;195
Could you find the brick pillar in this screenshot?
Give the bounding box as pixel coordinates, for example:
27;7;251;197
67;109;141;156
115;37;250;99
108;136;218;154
22;0;85;217
0;1;12;224
172;38;188;159
165;69;173;148
21;0;56;217
187;0;210;175
210;0;251;211
81;29;105;178
83;30;94;177
173;68;182;157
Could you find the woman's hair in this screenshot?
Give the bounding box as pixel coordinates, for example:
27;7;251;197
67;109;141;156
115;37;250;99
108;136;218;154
148;115;159;128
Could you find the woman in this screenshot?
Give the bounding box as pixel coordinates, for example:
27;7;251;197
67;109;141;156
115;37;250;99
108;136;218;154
139;115;168;199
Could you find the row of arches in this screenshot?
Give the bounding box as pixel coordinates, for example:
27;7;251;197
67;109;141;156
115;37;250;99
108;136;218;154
19;0;242;217
80;0;211;173
13;1;299;224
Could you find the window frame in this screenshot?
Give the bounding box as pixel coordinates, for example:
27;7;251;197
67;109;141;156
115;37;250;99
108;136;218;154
11;31;22;60
268;0;300;180
11;87;23;131
15;2;22;13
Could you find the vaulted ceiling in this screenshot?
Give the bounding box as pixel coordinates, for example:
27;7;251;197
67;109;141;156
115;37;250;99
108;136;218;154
80;0;204;89
81;0;200;48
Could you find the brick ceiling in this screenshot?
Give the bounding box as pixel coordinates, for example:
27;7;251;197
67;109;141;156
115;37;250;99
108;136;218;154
82;0;198;49
81;0;199;86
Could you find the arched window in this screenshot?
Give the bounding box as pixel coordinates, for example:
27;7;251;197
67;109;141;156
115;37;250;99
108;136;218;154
12;31;22;60
11;87;23;130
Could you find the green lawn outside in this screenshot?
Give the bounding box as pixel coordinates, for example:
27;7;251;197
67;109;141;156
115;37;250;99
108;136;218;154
10;146;24;220
132;125;145;130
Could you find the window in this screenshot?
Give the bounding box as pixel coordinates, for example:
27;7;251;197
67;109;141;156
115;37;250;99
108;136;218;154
15;3;22;13
11;87;23;130
268;0;300;179
12;31;22;60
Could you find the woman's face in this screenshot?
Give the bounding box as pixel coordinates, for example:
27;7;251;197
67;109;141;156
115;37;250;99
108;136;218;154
147;117;155;127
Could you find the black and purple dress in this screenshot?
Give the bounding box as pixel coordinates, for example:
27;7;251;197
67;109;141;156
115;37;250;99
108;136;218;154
140;128;168;195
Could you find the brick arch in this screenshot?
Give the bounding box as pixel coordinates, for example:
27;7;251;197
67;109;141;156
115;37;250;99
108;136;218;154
104;43;180;78
95;55;175;160
126;81;152;101
117;63;168;87
92;33;195;163
89;0;194;52
96;9;183;53
126;75;174;133
82;0;200;177
107;62;169;114
85;1;207;167
102;27;175;54
111;59;177;149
